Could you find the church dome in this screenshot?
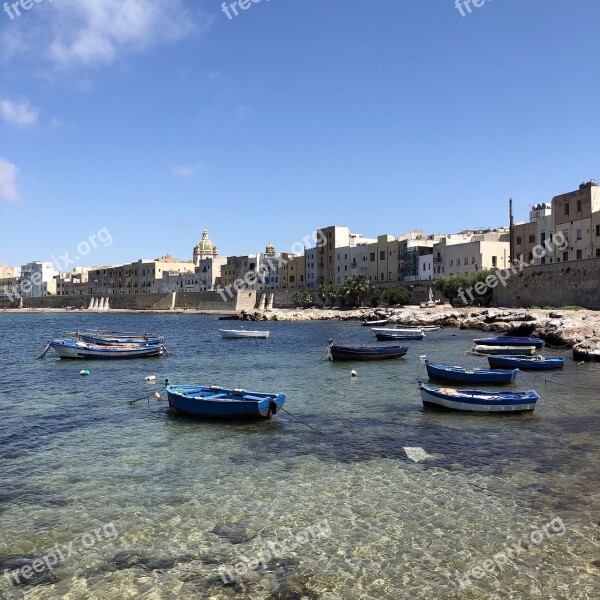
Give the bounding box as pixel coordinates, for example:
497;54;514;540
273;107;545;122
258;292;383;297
193;230;218;264
265;242;275;256
196;230;217;253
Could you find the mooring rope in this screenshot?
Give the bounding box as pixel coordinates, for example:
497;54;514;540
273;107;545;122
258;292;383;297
279;406;326;435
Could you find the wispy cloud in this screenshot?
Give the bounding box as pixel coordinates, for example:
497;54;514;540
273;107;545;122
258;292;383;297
0;158;19;202
0;99;39;126
1;0;211;69
171;164;205;177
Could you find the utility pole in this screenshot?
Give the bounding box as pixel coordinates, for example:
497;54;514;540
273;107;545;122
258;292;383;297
509;198;514;265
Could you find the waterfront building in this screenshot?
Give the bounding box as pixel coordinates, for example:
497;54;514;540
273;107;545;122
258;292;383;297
335;242;374;285
399;232;444;282
219;244;284;291
433;230;510;278
279;253;304;289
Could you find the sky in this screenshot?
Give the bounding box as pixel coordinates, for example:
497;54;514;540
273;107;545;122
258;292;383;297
1;0;599;269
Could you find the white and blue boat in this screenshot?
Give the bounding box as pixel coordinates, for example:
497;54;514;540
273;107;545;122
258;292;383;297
73;331;165;346
419;383;539;413
487;355;565;370
473;336;544;349
373;328;425;341
166;381;285;419
425;360;518;384
48;339;166;359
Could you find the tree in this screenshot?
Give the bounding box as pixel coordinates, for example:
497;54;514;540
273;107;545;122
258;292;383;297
435;270;494;306
340;275;373;307
381;286;412;306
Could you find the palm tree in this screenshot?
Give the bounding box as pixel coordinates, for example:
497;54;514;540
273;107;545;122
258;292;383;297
352;275;372;307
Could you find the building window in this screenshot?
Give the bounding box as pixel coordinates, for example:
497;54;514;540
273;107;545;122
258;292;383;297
563;251;569;262
370;253;375;262
541;257;546;265
541;232;546;243
381;273;384;280
577;199;582;212
576;250;583;259
492;256;497;268
471;257;476;264
449;259;453;266
379;251;385;260
596;249;600;258
596;225;600;237
516;236;522;245
457;259;461;266
577;229;582;240
529;235;535;243
564;203;570;216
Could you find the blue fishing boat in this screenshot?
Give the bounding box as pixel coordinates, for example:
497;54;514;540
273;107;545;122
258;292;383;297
328;340;408;361
419;383;539;413
473;336;544;349
46;340;166;359
166;381;285;419
425;360;518;384
487;355;565;370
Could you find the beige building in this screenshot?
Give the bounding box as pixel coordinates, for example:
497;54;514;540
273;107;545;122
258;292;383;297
434;230;510;278
553;180;600;262
367;235;400;284
279;254;304;289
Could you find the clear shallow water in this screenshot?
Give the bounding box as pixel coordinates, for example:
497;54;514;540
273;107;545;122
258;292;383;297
0;313;599;599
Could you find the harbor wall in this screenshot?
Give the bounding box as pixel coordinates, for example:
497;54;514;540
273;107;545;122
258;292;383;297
12;291;258;312
493;259;600;309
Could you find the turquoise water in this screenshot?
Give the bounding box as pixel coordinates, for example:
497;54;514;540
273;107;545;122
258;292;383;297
0;313;599;599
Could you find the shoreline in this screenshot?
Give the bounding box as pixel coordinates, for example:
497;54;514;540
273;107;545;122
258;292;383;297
4;305;600;360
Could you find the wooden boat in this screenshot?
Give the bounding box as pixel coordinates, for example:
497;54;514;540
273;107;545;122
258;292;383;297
425;360;518;384
219;329;270;339
375;330;425;341
166;381;285;419
73;331;164;346
487;355;565;370
419;383;539;413
472;345;536;356
362;318;390;326
417;325;442;332
473;336;544;349
48;339;166;359
328;340;408;361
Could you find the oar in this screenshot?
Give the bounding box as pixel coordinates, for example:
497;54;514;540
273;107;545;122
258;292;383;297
37;343;51;360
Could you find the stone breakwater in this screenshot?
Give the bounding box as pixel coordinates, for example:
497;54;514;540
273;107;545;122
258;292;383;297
239;307;600;361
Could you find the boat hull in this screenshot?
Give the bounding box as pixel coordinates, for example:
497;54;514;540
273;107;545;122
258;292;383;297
473;336;544;349
487;356;565;370
219;330;270;339
473;345;536;356
49;340;165;359
329;345;408;361
419;384;538;413
362;319;389;326
166;385;285;419
426;362;518;384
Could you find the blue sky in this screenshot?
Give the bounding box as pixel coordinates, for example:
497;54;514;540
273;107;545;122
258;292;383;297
1;0;599;268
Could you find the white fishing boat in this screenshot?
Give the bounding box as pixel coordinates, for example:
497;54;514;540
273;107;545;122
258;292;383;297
219;329;270;339
472;345;536;356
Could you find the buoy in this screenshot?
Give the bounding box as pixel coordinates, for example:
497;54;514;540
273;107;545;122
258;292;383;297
578;361;585;366
351;370;357;377
155;392;163;401
80;370;90;376
144;375;157;382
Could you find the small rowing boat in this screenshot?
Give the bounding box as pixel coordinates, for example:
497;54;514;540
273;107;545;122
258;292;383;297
328;340;408;361
73;331;164;346
47;340;166;359
472;345;536;356
219;329;270;339
166;381;285;419
473;336;544;349
375;331;425;341
419;383;539;413
487;355;565;370
362;318;390;326
425;360;518;384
